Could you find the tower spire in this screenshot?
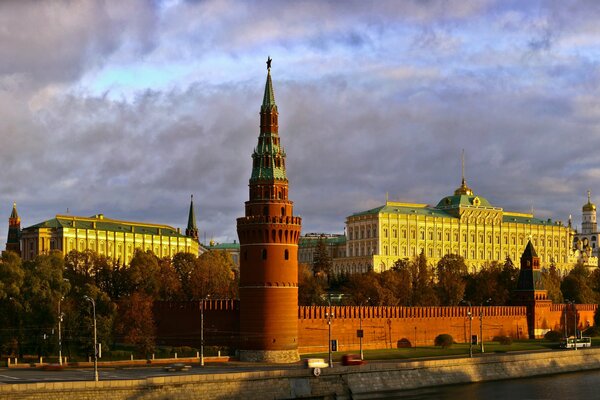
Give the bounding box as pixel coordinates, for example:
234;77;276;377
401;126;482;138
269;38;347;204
454;149;474;196
186;194;198;241
6;201;21;255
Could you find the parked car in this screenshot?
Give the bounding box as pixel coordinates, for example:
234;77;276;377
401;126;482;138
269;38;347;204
341;354;365;366
163;363;192;372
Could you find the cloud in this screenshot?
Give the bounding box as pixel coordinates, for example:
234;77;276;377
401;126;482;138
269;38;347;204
1;0;600;247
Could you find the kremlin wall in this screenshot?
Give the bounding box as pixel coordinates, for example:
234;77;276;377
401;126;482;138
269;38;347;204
153;300;596;354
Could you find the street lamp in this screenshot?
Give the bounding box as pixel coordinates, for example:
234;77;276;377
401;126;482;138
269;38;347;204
359;297;370;361
201;294;210;366
479;298;491;353
326;293;334;368
461;300;473;358
573;301;578;351
58;296;64;365
83;296;98;381
564;299;570;340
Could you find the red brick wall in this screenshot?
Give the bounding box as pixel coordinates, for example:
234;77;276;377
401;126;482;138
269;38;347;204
298;305;528;353
154;300;239;348
153;301;597;352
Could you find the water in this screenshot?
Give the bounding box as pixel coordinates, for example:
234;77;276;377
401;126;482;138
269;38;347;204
391;369;600;399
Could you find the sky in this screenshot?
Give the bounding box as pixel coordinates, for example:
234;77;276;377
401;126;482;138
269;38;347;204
1;0;600;246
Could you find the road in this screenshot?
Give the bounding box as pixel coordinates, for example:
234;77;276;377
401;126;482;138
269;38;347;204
0;362;302;384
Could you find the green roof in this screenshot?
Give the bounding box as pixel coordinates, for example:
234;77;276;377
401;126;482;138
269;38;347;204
435;194;494;208
209;242;240;250
299;235;346;246
352;202;562;227
24;215;188;238
352;204;451;218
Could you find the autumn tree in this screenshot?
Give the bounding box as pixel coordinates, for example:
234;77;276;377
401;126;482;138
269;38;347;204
561;264;597;303
0;251;25;356
542;262;563;303
312;236;332;279
172;252;197;297
298;263;326;305
115;292;156;356
189;250;237;299
412;250;437;306
436;254;468;306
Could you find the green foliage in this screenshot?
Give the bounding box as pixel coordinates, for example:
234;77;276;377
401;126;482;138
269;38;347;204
298;263;326;305
436;254;467;306
561;264;597;304
190;250;237;299
542;262;564;303
464;258;518;306
434;334;454;348
544;330;563;342
114;292;156;356
312;236;332;279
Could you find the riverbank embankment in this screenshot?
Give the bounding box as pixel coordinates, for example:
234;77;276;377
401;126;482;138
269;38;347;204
2;348;600;399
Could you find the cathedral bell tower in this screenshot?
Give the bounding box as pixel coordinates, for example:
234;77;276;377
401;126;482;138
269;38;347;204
582;191;597;235
236;58;302;362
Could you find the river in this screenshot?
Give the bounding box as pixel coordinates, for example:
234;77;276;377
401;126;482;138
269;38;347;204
391;369;600;399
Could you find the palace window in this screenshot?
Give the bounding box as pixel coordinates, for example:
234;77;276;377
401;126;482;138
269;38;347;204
383;228;388;238
438;232;442;240
393;229;397;238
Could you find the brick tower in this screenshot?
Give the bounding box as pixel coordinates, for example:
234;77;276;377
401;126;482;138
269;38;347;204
514;240;551;338
236;58;302;362
6;202;21;255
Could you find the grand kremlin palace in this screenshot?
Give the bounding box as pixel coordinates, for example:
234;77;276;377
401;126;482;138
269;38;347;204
19;213;199;263
333;178;574;275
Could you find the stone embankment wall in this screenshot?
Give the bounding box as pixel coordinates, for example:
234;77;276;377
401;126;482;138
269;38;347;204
3;349;600;400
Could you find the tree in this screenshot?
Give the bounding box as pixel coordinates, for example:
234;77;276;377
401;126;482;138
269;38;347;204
412;250;438;306
125;250;162;297
312;236;332;279
436;254;468;306
115;292;156;356
298;263;326;305
561;264;597;304
0;251;25;356
189;250;237;299
172;252;197;297
542;262;563;303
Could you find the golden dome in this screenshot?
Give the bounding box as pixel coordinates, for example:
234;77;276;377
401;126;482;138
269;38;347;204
454;178;474;196
583;191;596;212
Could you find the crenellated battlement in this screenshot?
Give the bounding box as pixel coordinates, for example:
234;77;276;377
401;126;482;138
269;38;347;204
298;305;528;320
237;215;302;226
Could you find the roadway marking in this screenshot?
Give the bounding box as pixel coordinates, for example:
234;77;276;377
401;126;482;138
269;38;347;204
0;375;20;380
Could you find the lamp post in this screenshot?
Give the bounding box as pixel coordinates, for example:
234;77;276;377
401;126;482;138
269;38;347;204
201;295;210;366
573;302;578;351
461;300;473;358
83;296;98;382
58;297;64;365
479;298;491;354
359;297;370;361
564;299;570;339
326;293;334;368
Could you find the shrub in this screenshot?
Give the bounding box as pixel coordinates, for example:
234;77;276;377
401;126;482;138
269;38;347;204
434;334;454;348
583;326;600;337
544;330;562;342
397;338;412;348
493;335;513;345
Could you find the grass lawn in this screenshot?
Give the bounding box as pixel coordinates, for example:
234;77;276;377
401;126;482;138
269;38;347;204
301;339;564;362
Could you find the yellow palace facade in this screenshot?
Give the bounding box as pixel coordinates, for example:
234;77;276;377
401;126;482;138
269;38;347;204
20;213;199;263
333;179;574;275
